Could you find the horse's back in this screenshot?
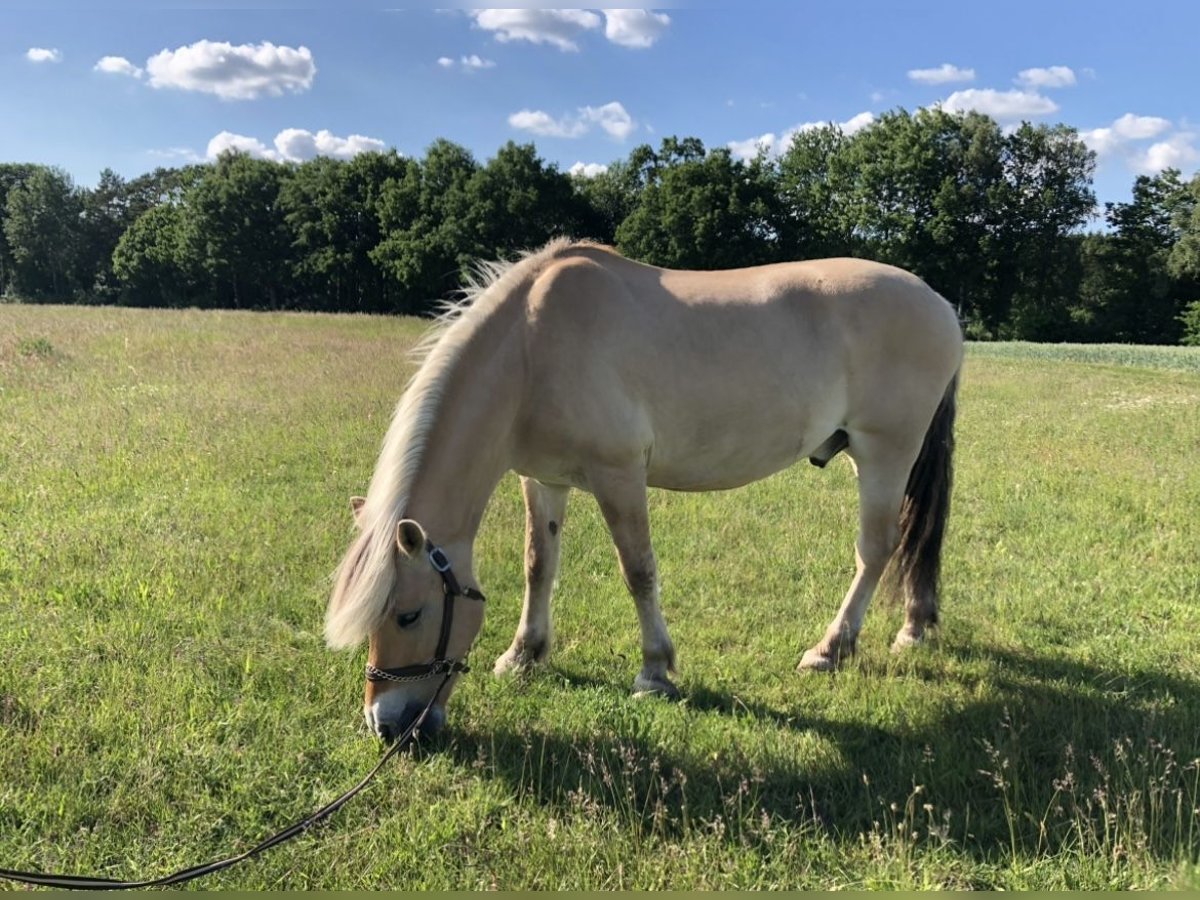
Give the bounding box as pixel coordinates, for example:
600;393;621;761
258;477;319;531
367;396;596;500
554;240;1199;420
514;248;961;491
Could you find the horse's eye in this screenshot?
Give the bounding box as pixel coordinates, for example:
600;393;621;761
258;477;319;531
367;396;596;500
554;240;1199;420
396;609;422;629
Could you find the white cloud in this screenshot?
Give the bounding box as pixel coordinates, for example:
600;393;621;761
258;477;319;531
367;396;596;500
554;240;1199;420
146;40;316;100
907;63;974;85
95;56;144;78
728;133;778;160
1135;133;1200;174
1112;112;1172;140
586;101;636;139
1082;113;1177;164
147;147;205;164
1081;126;1121;158
26;47;61;63
832;111;876;135
938;88;1058;121
602;9;670;48
570;161;609;178
471;9;601;52
208;131;276;159
205;128;386;162
509;101;635;140
1014;65;1076;89
509;109;588;139
728;112;876;160
439;54;495;71
273;128;387;161
461;54;495;70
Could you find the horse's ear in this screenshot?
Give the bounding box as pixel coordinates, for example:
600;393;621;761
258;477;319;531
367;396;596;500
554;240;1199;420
349;496;366;525
395;519;426;558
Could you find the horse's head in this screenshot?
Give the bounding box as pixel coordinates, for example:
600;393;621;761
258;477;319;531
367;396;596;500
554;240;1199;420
326;498;485;742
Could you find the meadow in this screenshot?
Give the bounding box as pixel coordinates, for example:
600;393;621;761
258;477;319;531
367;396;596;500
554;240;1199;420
1;304;1198;890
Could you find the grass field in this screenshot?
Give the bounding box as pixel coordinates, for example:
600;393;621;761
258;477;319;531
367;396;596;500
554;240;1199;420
2;304;1199;890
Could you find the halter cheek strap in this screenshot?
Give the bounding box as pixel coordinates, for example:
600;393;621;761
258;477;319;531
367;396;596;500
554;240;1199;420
365;540;486;684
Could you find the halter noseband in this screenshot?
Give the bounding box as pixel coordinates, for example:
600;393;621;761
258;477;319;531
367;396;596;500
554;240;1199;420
364;540;486;685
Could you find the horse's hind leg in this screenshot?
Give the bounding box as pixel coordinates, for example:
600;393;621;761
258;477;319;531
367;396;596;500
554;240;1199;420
590;465;679;699
799;431;919;671
494;477;570;676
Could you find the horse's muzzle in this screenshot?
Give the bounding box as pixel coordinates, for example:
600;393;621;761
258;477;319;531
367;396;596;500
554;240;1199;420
367;699;446;743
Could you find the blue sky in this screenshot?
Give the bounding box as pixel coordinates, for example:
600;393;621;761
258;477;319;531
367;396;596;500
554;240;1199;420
3;3;1198;214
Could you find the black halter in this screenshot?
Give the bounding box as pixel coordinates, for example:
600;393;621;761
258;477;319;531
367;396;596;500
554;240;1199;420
365;540;486;684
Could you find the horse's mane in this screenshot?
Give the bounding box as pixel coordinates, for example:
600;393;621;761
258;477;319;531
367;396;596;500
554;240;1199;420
325;237;597;648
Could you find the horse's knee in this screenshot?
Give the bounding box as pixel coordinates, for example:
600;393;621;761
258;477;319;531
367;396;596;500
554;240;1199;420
856;527;898;572
525;545;551;588
622;557;657;601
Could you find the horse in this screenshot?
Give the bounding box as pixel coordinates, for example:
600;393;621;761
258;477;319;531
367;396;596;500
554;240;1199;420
326;239;962;741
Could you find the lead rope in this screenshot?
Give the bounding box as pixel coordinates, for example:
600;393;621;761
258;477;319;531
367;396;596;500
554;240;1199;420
0;670;452;891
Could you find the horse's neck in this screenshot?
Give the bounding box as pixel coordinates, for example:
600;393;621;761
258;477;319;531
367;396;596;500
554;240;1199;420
403;315;522;557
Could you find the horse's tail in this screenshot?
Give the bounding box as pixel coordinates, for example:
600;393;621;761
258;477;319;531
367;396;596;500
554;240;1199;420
893;371;958;624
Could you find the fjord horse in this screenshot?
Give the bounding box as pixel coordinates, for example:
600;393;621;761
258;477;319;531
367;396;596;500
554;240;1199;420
326;240;962;740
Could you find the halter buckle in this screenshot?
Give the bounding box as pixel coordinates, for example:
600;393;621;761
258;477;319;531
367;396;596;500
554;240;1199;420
428;545;452;573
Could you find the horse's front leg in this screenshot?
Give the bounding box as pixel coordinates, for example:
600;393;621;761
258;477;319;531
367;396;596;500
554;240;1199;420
589;465;679;699
494;477;569;676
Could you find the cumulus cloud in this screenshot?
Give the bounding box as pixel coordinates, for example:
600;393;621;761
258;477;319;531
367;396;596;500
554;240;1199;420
471;9;601;52
509;101;635;140
1111;112;1172;140
907;63;974;85
273;128;387;161
728;111;876;160
207;131;275;159
1137;133;1200;174
1014;65;1076;89
26;47;61;63
146;40;316;100
1081;113;1176;164
938;88;1057;121
438;54;495;71
205;128;386;162
603;9;670;48
570;161;609;178
95;56;144;78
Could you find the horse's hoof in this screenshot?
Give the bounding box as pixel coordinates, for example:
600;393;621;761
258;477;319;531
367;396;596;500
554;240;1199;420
797;646;839;672
493;643;545;677
632;674;681;700
890;629;925;653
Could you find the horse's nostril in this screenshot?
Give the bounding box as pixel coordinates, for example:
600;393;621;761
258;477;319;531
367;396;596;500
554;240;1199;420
375;719;397;743
378;703;446;742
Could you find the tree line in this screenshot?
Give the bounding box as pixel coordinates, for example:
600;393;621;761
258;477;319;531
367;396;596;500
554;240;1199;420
3;107;1199;344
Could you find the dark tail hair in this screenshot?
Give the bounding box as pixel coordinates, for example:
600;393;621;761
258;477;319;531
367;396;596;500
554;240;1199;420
893;372;958;625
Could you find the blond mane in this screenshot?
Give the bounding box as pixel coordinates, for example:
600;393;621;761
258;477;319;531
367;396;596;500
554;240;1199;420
325;237;589;648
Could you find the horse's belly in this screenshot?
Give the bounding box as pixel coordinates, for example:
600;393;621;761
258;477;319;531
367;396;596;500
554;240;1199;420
644;413;828;492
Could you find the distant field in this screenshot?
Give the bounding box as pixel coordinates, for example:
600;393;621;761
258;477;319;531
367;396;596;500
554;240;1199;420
970;340;1200;373
1;305;1198;890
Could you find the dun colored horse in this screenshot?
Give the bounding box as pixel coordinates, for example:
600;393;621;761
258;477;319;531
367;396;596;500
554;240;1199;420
326;240;962;741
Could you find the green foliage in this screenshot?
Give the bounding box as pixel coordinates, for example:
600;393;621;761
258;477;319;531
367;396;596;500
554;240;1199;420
1;306;1198;888
15;335;54;358
1179;300;1200;346
615;137;781;269
2;109;1200;341
1076;171;1193;343
2;165;83;299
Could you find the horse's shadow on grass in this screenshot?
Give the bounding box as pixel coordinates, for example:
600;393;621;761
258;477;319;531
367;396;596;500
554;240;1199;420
438;639;1200;868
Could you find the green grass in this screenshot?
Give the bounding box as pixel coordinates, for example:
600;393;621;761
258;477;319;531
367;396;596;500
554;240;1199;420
969;339;1200;373
2;305;1199;890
